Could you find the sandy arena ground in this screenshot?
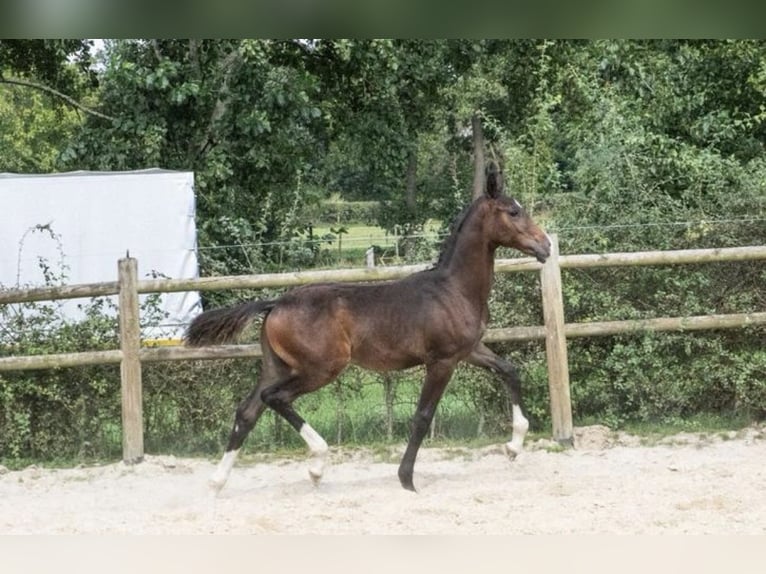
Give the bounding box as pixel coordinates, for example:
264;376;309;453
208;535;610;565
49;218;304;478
1;424;764;534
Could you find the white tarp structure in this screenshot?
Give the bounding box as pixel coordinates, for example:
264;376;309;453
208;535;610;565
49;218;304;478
0;169;201;340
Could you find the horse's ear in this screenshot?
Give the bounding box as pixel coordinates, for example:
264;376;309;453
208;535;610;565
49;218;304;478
485;162;503;199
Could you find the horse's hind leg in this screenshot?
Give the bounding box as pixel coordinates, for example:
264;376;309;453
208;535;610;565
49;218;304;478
209;385;267;493
466;343;529;459
209;338;286;493
260;378;331;484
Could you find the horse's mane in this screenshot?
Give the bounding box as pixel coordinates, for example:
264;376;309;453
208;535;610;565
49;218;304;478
433;199;482;269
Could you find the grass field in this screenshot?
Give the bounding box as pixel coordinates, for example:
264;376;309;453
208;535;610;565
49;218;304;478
312;222;444;266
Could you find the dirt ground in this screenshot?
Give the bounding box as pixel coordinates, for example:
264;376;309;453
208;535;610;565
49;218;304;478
1;424;765;534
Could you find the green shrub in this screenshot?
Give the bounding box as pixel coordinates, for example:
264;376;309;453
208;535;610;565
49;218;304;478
0;297;123;465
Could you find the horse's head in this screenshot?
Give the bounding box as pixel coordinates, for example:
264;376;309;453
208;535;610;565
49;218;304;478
483;163;551;263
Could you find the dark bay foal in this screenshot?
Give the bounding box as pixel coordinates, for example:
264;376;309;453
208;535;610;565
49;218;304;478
186;164;551;492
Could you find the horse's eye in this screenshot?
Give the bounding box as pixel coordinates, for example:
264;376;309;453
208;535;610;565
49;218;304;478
507;200;523;218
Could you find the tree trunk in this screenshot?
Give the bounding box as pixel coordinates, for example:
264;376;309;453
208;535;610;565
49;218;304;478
405;148;417;211
335;380;343;444
471;113;486;199
383;374;395;440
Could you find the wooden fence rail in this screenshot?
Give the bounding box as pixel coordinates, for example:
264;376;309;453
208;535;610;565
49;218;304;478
3;245;764;305
1;237;765;461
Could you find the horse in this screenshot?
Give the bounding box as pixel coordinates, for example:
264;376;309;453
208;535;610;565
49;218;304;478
185;163;551;493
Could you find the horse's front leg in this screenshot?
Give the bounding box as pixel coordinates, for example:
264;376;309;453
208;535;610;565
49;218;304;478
398;360;456;492
466;342;529;459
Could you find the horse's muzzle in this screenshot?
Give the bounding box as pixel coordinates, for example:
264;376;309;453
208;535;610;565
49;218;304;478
533;234;552;263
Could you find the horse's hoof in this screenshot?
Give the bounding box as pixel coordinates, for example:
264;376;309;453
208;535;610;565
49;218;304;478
503;443;520;461
208;478;225;495
400;481;417;492
308;468;323;486
398;473;417;492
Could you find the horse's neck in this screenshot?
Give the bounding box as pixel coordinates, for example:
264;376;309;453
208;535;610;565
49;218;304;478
440;221;496;305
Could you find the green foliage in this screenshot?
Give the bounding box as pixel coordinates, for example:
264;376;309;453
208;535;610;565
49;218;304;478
0;86;80;172
0;297;122;463
0;39;95;94
568;332;766;428
0;40;90;173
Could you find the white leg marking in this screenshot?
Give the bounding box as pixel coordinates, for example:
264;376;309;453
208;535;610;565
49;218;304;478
300;423;329;484
209;449;239;493
505;404;529;460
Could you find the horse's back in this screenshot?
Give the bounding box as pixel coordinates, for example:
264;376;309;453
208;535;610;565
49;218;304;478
264;276;482;373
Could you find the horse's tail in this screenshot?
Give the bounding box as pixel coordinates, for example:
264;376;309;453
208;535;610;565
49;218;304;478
184;300;277;347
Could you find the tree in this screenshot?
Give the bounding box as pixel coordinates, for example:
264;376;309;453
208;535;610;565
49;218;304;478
64;39;330;276
0;39;96;173
0;39;94;93
0;80;80;172
304;40;457;228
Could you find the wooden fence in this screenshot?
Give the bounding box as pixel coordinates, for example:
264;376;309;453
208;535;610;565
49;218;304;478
1;235;765;462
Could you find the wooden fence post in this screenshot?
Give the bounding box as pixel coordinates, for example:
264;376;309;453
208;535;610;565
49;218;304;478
118;256;144;463
540;234;574;446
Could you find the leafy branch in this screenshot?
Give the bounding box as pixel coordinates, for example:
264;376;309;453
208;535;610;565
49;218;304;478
0;75;116;121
